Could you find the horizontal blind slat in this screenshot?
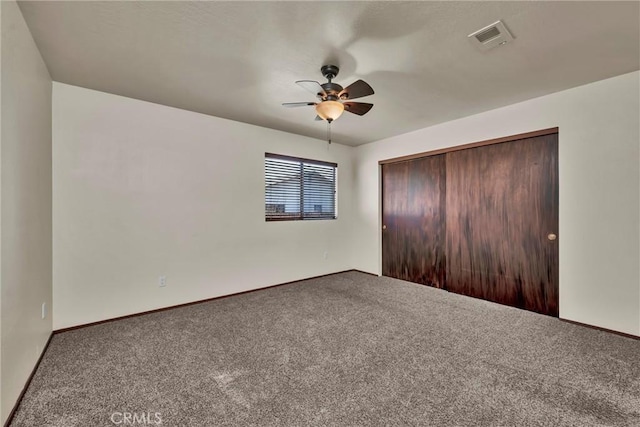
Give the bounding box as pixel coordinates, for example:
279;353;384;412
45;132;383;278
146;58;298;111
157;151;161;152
265;153;337;221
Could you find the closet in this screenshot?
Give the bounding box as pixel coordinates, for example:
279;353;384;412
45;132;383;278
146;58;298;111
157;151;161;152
382;129;559;316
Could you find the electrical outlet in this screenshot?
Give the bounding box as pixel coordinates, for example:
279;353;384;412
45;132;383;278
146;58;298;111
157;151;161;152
41;302;47;319
159;276;167;287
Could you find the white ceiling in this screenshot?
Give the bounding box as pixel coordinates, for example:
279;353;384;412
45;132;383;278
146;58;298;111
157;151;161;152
18;1;640;146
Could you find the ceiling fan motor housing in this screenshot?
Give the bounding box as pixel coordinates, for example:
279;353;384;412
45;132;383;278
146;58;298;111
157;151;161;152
321;82;344;99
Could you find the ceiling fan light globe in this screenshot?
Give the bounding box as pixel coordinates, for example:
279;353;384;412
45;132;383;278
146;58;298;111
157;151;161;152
315;100;344;122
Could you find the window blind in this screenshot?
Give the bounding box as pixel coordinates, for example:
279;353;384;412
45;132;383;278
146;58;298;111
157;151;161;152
265;153;337;221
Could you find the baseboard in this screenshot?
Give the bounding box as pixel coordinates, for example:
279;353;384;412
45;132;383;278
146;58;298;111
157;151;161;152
560;318;639;340
352;269;380;277
3;332;54;427
55;269;370;334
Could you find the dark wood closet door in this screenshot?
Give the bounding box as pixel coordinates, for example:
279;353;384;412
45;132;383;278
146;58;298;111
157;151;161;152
445;133;559;316
382;155;446;288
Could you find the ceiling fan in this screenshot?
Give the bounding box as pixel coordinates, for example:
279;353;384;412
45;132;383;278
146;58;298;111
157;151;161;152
283;65;374;123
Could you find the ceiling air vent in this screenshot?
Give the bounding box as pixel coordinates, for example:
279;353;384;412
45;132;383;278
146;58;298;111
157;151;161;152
468;20;514;51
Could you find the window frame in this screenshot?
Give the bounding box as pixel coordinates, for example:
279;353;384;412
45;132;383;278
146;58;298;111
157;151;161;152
264;153;338;222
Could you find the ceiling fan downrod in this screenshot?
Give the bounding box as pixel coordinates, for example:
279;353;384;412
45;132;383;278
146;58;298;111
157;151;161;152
321;64;339;83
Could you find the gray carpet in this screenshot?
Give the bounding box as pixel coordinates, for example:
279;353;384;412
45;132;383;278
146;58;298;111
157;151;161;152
10;271;640;426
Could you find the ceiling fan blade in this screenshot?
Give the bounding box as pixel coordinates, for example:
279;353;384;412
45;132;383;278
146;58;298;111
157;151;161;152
296;80;327;98
315;115;323;121
282;102;316;108
344;102;373;116
340;79;374;100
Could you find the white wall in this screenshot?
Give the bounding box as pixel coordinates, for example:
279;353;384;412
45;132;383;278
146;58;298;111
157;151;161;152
0;1;52;423
353;71;640;337
55;73;640;337
53;83;356;330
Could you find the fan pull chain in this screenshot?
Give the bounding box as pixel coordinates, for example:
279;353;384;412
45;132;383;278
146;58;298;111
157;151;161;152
327;121;332;144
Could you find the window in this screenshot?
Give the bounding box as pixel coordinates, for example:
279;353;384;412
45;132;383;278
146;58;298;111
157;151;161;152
265;153;337;221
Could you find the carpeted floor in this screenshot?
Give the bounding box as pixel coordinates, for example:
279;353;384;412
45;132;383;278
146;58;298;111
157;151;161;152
10;271;640;426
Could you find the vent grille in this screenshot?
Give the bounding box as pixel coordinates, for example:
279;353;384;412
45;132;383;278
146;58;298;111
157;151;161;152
475;26;501;43
468;20;514;51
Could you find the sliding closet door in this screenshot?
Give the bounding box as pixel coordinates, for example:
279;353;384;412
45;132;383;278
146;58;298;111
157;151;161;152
445;133;558;316
382;155;446;288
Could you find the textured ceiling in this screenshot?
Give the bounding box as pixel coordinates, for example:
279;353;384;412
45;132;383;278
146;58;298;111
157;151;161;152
18;1;640;146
